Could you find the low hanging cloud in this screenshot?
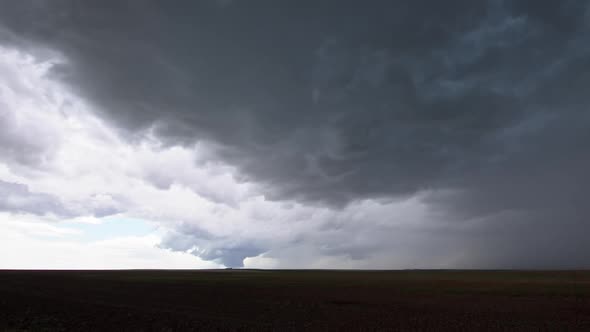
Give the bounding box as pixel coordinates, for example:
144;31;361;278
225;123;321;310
0;180;70;216
0;0;589;268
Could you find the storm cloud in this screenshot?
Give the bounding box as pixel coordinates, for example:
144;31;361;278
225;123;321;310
0;0;589;267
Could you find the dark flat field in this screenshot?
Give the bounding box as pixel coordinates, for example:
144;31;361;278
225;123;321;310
1;270;590;331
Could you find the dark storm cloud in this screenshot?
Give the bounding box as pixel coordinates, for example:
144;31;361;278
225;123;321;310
1;0;589;267
159;224;263;267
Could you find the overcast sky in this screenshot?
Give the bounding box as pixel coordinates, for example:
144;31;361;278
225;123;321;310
0;0;588;269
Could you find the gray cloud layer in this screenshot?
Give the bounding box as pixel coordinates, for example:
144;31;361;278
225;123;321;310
0;180;70;216
1;0;589;267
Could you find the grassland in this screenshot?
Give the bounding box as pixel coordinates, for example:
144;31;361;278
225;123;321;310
1;269;589;331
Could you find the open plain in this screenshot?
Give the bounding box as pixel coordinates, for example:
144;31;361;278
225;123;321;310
1;269;590;331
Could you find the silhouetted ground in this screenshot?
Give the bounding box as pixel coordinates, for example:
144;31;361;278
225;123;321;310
1;269;590;331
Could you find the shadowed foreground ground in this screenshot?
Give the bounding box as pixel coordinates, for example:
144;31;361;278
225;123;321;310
1;270;590;331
